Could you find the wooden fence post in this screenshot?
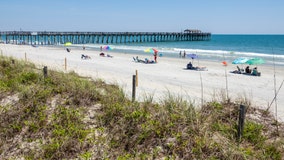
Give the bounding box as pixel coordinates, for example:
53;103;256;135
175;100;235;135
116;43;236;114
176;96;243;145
132;75;136;102
237;104;246;142
43;66;48;78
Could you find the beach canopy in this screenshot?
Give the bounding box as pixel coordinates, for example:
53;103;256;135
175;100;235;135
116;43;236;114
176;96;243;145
246;58;265;65
144;48;158;53
64;42;72;46
232;57;249;64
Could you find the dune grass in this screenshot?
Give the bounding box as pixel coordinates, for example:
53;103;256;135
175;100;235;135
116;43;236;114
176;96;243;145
0;55;283;159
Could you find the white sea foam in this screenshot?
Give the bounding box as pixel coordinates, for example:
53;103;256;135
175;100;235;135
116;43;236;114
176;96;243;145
73;43;284;66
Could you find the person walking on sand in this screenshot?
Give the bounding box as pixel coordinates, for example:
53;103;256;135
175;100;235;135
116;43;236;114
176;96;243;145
183;50;186;58
179;51;182;58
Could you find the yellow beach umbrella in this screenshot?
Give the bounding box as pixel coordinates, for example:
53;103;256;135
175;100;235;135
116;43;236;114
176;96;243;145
64;42;72;46
144;48;158;53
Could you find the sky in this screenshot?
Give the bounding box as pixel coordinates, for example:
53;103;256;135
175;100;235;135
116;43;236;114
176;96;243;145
0;0;284;34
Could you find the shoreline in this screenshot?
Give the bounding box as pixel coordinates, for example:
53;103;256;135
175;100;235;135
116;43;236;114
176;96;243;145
68;43;284;67
1;44;284;121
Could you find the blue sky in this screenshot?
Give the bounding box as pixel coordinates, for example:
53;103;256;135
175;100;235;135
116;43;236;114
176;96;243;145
0;0;283;34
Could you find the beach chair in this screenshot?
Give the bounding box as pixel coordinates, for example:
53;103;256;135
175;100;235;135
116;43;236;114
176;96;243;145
237;66;245;74
135;56;146;63
133;57;137;62
230;66;244;74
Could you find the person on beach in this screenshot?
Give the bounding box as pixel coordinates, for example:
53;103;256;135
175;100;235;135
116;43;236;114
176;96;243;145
187;62;196;69
245;66;251;74
252;67;260;76
133;56;144;63
179;51;182;58
196;66;208;71
100;46;102;51
154;51;158;63
183;50;186;58
100;52;105;56
107;54;113;58
81;54;91;59
145;58;155;64
99;52;113;58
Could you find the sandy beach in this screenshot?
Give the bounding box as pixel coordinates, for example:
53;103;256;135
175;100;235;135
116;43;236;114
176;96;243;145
1;44;284;120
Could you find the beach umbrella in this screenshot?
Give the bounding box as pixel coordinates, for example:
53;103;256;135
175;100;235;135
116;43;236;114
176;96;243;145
187;53;198;63
246;58;265;65
187;53;198;59
144;48;158;54
64;42;72;46
103;45;113;50
232;57;249;64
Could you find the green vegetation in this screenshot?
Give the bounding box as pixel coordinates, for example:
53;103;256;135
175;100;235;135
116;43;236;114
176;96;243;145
0;55;283;159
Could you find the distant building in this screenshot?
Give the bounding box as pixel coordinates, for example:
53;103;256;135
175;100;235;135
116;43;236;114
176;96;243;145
184;29;202;33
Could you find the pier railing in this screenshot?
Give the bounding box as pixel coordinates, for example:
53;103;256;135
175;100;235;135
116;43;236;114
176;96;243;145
0;31;211;45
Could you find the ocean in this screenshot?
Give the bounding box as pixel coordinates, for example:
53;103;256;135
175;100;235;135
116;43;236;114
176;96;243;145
2;34;284;66
79;34;284;66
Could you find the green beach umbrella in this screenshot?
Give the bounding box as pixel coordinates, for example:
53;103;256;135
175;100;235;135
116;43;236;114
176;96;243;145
246;58;265;65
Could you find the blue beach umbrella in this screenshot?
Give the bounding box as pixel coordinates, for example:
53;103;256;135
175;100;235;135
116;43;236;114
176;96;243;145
187;53;198;63
187;53;198;59
232;57;249;64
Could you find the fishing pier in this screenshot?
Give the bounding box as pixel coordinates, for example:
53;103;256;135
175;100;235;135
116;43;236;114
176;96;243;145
0;30;211;45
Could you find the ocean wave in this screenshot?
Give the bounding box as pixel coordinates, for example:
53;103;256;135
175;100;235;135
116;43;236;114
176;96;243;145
74;43;284;64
